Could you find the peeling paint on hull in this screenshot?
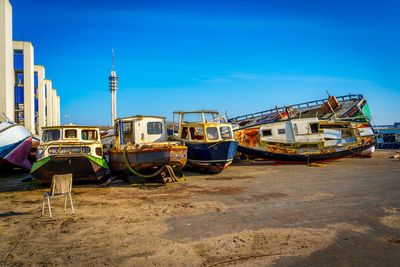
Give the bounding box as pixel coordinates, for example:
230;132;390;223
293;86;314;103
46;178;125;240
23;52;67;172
108;146;187;176
237;142;376;163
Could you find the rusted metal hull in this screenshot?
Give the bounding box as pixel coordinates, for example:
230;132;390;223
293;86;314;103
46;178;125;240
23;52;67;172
108;145;187;176
31;155;109;184
237;142;376;163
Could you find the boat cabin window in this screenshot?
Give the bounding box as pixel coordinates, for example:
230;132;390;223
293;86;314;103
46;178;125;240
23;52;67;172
203;113;218;123
190;127;204;140
147;122;162;135
220;126;232;139
181;127;188;139
122;122;133;143
183;113;203;123
81;130;98;140
278;129;286;134
42;129;60;142
114;121;119;137
262;129;272;136
123;122;132;133
206;127;219;140
65;129;77;139
310;123;319;133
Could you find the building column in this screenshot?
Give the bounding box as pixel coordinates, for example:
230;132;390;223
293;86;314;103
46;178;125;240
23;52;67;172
52;89;57;126
0;0;14;121
34;65;45;132
13;41;35;134
56;95;60;125
44;79;52;126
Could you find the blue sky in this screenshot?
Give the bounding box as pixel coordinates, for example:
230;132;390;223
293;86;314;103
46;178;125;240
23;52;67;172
11;0;400;125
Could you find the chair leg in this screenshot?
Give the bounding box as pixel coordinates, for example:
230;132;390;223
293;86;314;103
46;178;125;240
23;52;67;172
69;193;75;215
42;194;46;216
64;195;67;212
47;196;52;218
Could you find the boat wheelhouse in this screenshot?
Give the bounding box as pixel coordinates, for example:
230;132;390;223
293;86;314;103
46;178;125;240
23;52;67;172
170;111;238;173
105;115;187;181
31;125;109;184
234;118;376;163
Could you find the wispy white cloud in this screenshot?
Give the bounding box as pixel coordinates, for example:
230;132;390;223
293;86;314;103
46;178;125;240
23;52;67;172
193;71;373;84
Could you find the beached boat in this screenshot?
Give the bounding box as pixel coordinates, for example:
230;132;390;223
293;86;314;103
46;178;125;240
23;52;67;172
234;118;375;163
105;116;187;181
228;94;371;128
0;121;32;170
170;111;238;173
31;126;109;184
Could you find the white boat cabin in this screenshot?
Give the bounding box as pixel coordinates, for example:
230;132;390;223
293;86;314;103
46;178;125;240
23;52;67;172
37;126;103;160
258;118;374;148
114;115;168;146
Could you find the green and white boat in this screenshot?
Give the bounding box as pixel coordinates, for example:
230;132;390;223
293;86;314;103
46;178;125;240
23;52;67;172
31;125;109;184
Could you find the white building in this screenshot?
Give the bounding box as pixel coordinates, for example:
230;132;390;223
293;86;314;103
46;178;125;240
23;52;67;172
0;0;61;135
0;0;14;120
44;79;53;126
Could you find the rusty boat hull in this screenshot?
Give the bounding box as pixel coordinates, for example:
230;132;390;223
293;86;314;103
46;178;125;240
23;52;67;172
108;145;187;176
234;119;376;164
31;155;109;184
237;142;376;163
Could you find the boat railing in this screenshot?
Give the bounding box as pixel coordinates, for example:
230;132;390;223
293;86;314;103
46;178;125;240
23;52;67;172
227;94;363;124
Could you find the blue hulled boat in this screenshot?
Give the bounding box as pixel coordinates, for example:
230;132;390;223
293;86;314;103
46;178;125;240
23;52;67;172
170;111;238;173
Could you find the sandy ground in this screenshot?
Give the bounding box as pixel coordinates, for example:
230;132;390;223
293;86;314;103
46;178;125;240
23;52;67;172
0;150;399;266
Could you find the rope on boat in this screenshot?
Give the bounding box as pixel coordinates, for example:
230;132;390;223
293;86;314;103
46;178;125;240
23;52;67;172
122;147;184;183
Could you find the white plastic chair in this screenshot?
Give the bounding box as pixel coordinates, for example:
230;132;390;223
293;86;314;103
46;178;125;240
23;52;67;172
42;174;75;218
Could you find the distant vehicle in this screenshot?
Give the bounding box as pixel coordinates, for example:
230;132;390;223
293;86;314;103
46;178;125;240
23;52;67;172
0;121;32;170
374;125;400;149
104;115;187;183
31;125;109;184
234;118;376;163
170;111;238;173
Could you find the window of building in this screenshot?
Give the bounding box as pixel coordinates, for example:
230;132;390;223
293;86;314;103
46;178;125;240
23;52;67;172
278;129;286;134
190;127;204;140
81;130;97;140
206;127;219;140
13;50;24;70
262;129;272;136
220;126;232;139
42;129;60;141
147;122;163;135
65;129;77;138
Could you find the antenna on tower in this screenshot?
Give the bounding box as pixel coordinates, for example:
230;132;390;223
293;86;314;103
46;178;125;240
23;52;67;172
112;48;115;71
109;49;119;127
